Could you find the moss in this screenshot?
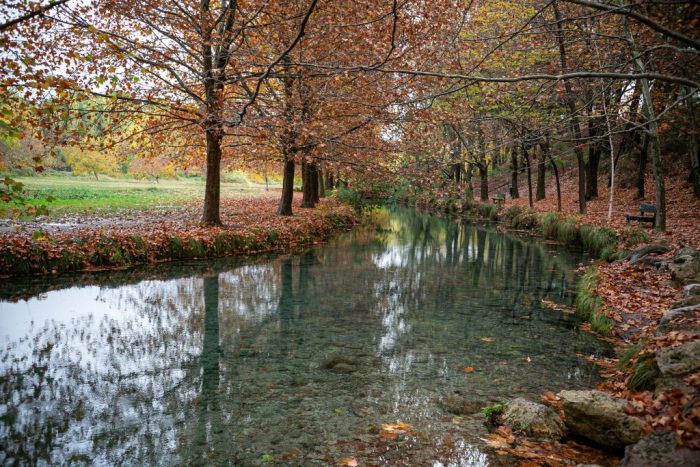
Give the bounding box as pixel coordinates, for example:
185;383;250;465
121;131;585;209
480;402;504;418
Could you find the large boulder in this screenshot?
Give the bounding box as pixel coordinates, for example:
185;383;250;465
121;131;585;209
670;248;700;284
501;397;566;439
655;341;700;377
559;390;645;450
622;432;700;467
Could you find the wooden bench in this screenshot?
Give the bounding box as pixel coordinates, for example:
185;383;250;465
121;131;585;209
625;203;656;226
492;193;506;205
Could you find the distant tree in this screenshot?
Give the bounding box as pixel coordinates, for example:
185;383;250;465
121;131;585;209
64;147;116;180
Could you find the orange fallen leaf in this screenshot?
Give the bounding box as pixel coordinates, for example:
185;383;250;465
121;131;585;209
381;422;413;432
338;457;359;466
379;431;399;439
463;367;476;373
480;337;494;343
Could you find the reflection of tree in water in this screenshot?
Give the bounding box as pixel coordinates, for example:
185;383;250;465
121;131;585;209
0;266;284;465
367;210;598;411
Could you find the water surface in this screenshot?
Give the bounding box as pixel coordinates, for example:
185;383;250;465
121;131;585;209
0;207;606;465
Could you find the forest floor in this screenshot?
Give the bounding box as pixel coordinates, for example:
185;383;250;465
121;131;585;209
489;166;700;465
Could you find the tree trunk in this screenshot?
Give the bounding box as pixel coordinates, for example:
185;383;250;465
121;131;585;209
479;164;488;201
523;144;533;208
625;19;665;230
318;168;326;198
510;144;519;199
277;158;295;216
553;1;586;214
301;160;315;208
310;163;320;205
585;121;601;199
550;152;562;212
536;147;546;201
637;134;648;199
684;87;700;199
202;128;223;225
326;171;334;190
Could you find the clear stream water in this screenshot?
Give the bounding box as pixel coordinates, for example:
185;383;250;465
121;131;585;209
0;207;607;466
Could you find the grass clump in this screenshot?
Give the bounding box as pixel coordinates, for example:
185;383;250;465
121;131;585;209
618;341;643;368
590;310;613;335
574;267;611;335
503;205;523;223
627;354;660;391
539;211;559;238
580;224;618;257
556;216;580;244
621;225;650;247
508;208;538;229
473;203;499;221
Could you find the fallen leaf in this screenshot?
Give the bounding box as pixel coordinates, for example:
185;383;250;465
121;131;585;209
463;367;476;373
480;337;495;343
338;457;359;466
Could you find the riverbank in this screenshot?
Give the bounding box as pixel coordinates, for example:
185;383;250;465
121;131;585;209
390;176;700;464
0;195;357;276
496;173;700;462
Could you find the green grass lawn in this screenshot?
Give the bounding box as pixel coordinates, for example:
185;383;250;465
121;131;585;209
6;174;270;217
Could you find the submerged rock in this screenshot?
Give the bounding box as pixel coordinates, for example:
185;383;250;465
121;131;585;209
440;391;483;415
621;432;700;467
559;390;644;450
502;397;565;439
655;341;700;377
320;353;359;373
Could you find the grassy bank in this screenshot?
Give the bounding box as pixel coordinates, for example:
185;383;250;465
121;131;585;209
4;174;269;216
0;198;357;276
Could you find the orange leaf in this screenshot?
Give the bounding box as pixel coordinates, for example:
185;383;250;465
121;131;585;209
463;367;476;373
339;457;359;466
480;337;494;343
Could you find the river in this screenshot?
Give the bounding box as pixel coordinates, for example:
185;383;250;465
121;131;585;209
0;207;607;465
